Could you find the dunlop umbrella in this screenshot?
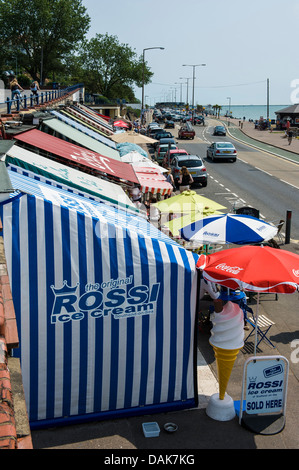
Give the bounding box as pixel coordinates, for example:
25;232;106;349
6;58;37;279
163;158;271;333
163;210;224;238
179;213;278;245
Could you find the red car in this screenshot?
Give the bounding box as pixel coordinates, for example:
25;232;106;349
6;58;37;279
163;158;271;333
178;123;195;140
162;148;189;167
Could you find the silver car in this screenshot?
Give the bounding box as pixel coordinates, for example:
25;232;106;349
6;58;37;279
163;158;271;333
207;142;237;162
171;154;208;187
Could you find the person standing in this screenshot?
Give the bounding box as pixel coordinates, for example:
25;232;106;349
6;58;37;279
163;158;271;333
178;166;193;192
165;168;175;198
288;129;293;145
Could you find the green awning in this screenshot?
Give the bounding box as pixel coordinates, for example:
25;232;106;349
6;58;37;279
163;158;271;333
40;117;121;161
5;144;139;214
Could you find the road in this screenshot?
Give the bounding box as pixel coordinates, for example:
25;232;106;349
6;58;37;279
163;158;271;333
168;117;299;242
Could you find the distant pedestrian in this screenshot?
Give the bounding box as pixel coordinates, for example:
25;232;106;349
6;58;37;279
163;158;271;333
130;184;142;204
30;80;40;96
149;197;160;223
178;166;194;192
288;130;293;145
165;168;175;198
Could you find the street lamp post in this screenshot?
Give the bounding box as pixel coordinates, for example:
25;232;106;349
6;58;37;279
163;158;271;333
182;64;206;123
227;96;231;126
180;77;192;107
142;47;164;121
175;81;183;103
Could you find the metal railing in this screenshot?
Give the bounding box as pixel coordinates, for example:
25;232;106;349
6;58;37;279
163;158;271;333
3;83;84;114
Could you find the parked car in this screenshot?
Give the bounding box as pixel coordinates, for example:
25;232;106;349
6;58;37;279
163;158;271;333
162;148;189;167
165;120;175;129
206;142;237;162
155;131;173;140
159;137;176;147
171;154;208;187
152;131;173;148
148;127;163;138
156;143;178;164
213;125;226;136
194;116;205;125
147;122;160;130
178;122;195;140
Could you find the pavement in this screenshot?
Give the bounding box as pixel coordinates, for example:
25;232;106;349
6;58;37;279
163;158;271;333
218;116;299;164
30;117;299;451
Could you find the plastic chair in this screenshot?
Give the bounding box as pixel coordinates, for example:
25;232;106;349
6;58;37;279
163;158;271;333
275;219;285;244
244;312;276;348
269;219;284;244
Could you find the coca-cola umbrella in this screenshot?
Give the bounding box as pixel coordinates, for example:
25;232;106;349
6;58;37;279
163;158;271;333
197;245;299;353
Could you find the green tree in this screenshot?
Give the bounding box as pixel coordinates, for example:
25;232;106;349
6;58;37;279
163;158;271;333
0;0;90;83
213;104;222;118
74;33;153;100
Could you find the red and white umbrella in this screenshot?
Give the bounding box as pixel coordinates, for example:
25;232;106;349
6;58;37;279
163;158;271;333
113;120;129;128
197;245;299;353
197;245;299;294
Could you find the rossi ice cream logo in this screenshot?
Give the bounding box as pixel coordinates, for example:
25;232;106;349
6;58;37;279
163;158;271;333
50;276;160;324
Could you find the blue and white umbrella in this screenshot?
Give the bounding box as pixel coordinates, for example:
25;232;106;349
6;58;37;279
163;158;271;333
179;213;278;245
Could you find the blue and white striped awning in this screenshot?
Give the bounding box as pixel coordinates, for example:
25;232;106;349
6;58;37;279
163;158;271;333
50;110;117;150
1;171;198;428
7;170;171;241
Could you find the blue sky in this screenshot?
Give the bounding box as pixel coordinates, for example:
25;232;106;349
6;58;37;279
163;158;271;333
82;0;299;106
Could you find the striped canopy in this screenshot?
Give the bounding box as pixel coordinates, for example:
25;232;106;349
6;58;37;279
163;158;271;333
0;171;198;428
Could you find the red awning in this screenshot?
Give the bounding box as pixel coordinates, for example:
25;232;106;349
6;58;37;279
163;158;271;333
137;173;173;196
14;129;138;184
96;113;111;122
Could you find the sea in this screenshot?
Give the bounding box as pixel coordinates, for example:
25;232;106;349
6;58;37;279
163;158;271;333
219;104;288;121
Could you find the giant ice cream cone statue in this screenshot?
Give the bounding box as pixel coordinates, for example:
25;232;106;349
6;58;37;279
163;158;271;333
206;300;244;421
212;346;242;399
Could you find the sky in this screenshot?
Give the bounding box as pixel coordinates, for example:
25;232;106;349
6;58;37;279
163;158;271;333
81;0;299;106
